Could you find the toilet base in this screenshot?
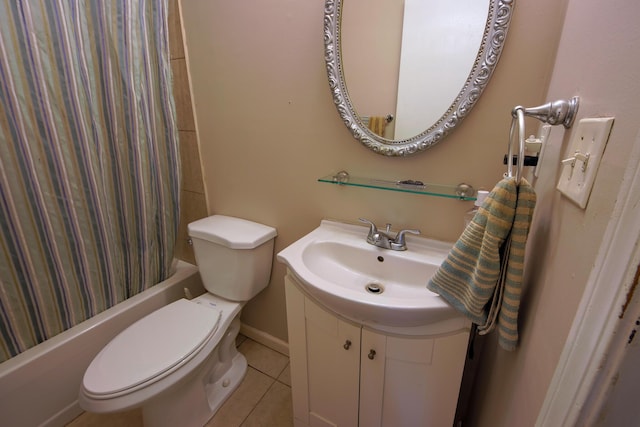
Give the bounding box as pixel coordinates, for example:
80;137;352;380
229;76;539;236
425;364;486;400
141;314;247;427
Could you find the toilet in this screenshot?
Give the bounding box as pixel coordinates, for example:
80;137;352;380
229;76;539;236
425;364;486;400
79;215;277;427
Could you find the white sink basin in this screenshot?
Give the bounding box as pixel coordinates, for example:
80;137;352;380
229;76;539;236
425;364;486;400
277;220;465;332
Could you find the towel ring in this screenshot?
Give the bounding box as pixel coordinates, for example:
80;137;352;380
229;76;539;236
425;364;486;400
506;107;526;185
504;97;580;185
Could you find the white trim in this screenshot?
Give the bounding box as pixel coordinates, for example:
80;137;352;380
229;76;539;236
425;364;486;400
536;130;640;426
240;323;290;357
578;246;640;425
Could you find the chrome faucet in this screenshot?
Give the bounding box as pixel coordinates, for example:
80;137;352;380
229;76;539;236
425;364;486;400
358;218;420;251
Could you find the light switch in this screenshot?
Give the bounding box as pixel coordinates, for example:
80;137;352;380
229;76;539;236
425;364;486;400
556;117;614;208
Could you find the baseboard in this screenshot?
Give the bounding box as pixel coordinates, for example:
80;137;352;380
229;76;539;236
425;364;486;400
239;323;289;357
43;401;83;427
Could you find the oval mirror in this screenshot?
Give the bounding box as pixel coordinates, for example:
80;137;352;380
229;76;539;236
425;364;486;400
325;0;514;156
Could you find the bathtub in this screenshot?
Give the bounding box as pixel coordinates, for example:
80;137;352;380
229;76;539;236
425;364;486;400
0;261;205;427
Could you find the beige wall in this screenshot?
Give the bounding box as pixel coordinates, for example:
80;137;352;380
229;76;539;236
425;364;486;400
467;0;640;425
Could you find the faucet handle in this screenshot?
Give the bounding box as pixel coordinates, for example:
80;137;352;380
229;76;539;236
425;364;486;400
391;228;421;251
358;218;378;235
359;218;385;246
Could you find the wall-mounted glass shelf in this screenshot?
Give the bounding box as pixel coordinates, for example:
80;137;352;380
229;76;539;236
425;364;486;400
318;172;476;201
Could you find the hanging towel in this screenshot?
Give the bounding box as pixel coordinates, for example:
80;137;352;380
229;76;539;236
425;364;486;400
477;236;511;336
367;116;386;136
427;177;536;350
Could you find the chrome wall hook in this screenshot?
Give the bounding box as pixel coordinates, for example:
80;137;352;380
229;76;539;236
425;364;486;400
512;96;580;129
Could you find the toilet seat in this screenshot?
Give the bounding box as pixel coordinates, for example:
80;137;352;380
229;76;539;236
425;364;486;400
82;299;222;398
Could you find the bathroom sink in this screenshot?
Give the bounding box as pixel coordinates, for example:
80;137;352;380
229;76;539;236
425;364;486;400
277;220;465;331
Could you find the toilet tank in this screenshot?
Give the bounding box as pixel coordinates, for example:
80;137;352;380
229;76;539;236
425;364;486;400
187;215;277;301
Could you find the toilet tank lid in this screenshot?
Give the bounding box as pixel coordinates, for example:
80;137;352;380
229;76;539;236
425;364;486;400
188;215;277;249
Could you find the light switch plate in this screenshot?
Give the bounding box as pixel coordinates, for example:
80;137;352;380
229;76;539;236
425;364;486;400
557;117;614;208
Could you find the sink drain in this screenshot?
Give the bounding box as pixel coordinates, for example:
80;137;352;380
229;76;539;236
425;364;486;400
365;283;384;294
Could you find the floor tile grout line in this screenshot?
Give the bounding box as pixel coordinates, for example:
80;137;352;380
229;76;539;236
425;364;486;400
246;363;286;381
238;376;278;427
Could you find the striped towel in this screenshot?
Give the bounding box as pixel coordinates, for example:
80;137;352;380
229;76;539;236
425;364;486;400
427;177;536;350
367;116;386;136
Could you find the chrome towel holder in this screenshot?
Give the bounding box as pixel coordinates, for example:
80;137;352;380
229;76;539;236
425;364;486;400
506;96;580;184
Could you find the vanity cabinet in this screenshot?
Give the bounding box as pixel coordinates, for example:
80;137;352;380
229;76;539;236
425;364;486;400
285;274;469;427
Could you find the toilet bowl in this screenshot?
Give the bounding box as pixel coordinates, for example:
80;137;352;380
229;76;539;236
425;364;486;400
79;216;277;427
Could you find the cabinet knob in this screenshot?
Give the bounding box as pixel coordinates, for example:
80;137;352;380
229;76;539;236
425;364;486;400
343;340;352;350
368;349;376;360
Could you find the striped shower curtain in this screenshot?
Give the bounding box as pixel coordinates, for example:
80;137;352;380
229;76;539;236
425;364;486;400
0;1;180;363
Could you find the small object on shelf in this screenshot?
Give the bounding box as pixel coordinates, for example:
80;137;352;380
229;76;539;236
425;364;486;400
397;179;425;189
464;190;490;227
525;135;543;153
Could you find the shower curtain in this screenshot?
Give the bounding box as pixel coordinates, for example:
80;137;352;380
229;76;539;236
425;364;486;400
0;1;179;363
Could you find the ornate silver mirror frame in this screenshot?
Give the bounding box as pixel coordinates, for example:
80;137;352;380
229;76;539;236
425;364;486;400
324;0;515;156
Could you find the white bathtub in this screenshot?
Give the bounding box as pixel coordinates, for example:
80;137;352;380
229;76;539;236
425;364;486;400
0;261;205;427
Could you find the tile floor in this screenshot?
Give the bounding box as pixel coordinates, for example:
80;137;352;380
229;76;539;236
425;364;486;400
67;335;293;427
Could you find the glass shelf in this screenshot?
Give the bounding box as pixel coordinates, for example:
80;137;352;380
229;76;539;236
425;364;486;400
318;173;476;201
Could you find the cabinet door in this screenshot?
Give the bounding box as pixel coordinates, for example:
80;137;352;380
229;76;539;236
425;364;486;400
305;296;361;427
285;276;312;426
285;276;361;427
360;328;469;427
359;329;387;427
